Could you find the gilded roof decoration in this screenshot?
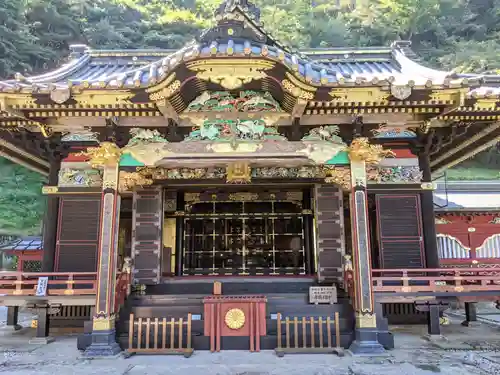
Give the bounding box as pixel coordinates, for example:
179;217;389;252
186;91;281;112
186;59;274;90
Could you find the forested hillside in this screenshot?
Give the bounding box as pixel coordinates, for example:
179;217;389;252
2;0;500;77
0;0;499;234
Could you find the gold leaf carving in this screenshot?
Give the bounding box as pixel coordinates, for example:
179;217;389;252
149;80;181;101
225;308;245;330
282;79;314;100
78;142;122;168
347;138;395;165
187;59;274;90
329;87;389;103
324;166;351;190
226;162;252;184
118;171;153;192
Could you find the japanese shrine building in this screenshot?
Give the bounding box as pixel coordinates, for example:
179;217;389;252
0;0;499;357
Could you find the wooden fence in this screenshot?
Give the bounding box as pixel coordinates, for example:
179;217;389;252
127;313;194;357
275;312;344;356
372;268;500;294
0;272;97;296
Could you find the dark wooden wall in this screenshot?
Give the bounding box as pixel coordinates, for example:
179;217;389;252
375;194;425;269
55;196;101;272
314;184;345;284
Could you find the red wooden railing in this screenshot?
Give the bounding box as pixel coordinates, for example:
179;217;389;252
114;271;131;313
0;272;97;296
372;268;500;294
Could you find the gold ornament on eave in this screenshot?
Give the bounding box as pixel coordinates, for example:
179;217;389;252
347;137;395;165
78;142;122;168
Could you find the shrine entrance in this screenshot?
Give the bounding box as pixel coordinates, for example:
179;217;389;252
180;188;314;276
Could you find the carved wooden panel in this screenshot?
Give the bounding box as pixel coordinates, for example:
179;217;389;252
55;196;101;272
314;184;345;284
376;194;425;269
132;188;163;285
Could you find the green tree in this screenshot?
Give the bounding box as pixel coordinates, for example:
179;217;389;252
0;0;39;77
0;159;46;235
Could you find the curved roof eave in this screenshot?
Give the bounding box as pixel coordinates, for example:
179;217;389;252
391;49;458;86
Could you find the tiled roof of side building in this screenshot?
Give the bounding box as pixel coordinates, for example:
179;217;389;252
0;236;43;251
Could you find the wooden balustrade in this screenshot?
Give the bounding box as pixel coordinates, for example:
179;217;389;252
372;268;500;294
0;272;97;296
127;313;194;357
275;312;343;357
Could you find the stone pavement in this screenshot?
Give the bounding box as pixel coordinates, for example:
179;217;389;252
1;309;500;374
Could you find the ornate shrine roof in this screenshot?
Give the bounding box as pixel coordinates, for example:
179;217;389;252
0;0;499;176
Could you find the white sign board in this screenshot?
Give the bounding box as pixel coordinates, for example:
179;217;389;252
35;277;49;297
309;286;337;304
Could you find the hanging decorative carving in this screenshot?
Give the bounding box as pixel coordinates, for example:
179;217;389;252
58;168;103;187
298;125;346;164
372;126;417;139
252;166;325;179
122;128;171;165
186;59;274;90
184;118;286;143
367;166;423;183
118;171;153;192
61;131;99;142
323;166;351;190
126;128;168;147
347;137;395;165
226;162;251;183
390;85;412;100
435;217;452;224
186;91;281;112
229;192;258;201
78;142;122;168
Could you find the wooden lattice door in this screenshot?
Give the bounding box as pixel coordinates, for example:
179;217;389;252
131;188;163;285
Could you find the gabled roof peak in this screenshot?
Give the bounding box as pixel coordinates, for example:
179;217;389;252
215;0;261;23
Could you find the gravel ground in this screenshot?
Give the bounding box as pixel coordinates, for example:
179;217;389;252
0;309;499;374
